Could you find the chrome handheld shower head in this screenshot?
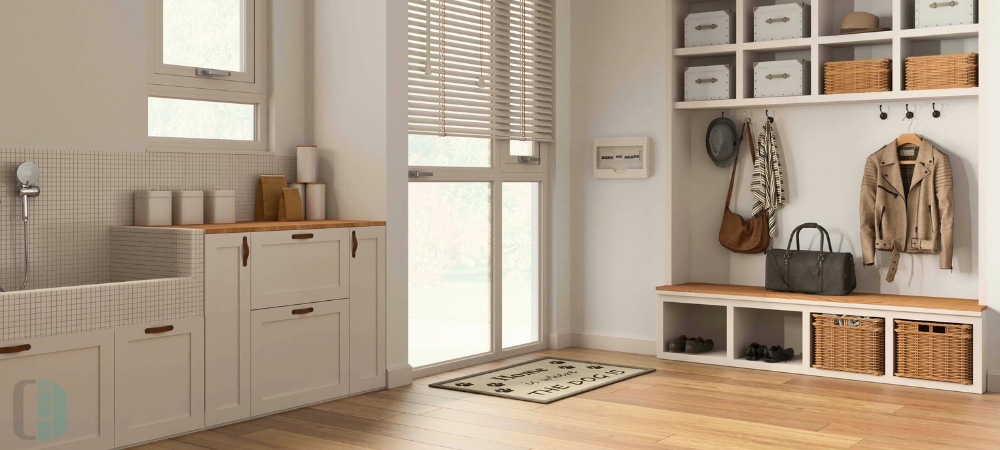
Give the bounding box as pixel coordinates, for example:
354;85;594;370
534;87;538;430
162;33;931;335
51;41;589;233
17;161;39;187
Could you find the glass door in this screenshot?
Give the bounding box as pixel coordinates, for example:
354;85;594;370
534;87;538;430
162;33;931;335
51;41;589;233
408;135;546;376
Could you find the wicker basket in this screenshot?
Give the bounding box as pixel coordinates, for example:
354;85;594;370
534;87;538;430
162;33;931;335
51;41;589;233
905;53;978;91
895;320;973;385
812;314;885;376
824;59;891;94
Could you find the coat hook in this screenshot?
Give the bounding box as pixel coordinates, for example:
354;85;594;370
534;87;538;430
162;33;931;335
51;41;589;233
932;103;941;118
879;105;888;120
765;110;774;123
904;104;914;120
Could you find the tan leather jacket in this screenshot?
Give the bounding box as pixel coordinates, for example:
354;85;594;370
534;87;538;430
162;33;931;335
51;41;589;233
860;140;954;274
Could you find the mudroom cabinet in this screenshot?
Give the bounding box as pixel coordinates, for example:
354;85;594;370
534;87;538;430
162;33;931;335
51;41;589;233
204;224;387;425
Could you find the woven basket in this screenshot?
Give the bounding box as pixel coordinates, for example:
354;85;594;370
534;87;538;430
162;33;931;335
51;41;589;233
895;320;973;385
812;314;885;376
905;53;978;91
824;58;891;94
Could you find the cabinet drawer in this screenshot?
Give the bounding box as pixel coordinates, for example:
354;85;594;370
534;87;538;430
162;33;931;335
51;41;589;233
0;330;114;450
250;228;350;310
251;300;350;416
115;317;205;447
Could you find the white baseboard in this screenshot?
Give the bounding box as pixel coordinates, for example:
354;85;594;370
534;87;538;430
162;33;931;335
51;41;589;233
386;364;413;388
989;371;1000;393
572;332;657;356
548;331;573;349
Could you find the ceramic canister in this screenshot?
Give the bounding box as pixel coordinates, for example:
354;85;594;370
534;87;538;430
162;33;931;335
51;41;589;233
305;182;326;220
288;182;307;215
297;145;318;183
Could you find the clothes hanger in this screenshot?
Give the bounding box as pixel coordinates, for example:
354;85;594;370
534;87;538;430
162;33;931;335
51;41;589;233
896;104;922;165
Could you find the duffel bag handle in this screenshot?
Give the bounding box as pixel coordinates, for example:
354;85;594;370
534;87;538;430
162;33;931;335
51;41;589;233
785;223;834;255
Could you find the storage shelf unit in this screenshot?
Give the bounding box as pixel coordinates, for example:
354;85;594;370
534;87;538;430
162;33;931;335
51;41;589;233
656;284;985;393
672;0;980;109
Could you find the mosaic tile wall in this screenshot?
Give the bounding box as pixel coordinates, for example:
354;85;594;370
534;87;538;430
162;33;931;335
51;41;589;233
0;148;295;290
1;227;204;342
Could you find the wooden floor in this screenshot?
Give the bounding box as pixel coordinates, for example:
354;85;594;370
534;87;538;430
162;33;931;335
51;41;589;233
138;348;1000;450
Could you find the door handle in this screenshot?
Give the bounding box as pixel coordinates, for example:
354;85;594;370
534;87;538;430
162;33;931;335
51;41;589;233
145;325;174;334
243;236;249;267
292;233;314;240
352;231;358;258
0;344;31;354
292;307;315;315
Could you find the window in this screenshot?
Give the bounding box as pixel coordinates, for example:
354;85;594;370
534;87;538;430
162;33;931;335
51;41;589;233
146;0;268;152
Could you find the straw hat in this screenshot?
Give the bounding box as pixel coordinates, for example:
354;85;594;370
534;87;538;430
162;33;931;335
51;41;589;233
840;12;890;35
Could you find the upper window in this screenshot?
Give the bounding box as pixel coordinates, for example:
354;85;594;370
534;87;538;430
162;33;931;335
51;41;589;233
146;0;268;152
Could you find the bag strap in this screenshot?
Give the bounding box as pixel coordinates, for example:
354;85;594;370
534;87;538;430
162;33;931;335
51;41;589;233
725;121;757;208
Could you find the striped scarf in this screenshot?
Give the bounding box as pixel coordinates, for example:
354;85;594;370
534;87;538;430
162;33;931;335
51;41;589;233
751;121;787;237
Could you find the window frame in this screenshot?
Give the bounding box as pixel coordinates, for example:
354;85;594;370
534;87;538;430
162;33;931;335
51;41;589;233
145;0;269;153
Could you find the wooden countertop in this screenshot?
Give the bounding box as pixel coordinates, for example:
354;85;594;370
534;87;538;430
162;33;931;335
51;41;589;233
656;283;985;313
160;220;386;234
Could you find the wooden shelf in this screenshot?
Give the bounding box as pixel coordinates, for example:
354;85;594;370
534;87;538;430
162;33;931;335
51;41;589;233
656;283;985;313
155;220;386;234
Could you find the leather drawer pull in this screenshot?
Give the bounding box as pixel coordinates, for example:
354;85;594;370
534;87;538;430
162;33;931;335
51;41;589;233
352;231;359;258
766;73;790;80
929;1;958;8
145;325;174;334
696;78;718;84
695;24;718;30
243;236;249;267
0;344;31;354
292;307;315;315
766;17;791;24
292;233;314;240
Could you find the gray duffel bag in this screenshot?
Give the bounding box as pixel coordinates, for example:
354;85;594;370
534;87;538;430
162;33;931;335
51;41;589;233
765;223;857;296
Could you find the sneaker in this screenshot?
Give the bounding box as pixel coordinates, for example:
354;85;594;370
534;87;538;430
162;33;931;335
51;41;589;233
685;337;714;354
668;335;688;353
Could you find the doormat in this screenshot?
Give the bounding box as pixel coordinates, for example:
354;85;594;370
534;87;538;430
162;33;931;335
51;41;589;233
429;357;655;404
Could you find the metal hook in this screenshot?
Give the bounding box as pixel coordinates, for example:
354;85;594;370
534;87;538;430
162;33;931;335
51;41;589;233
879;105;888;120
765;110;774;123
932;103;941;118
904;104;914;120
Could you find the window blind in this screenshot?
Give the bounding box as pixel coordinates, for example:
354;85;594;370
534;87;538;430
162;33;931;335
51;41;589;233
408;0;555;142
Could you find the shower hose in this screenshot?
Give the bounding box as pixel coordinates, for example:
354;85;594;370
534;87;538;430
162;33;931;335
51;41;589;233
0;216;29;292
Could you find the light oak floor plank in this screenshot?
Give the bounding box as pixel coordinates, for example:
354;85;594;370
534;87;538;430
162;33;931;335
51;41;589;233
146;348;1000;450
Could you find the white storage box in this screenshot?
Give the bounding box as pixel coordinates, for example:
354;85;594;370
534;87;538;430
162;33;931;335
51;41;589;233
134;190;172;226
172;190;204;225
204;190;236;224
754;3;810;41
685;10;734;47
916;0;977;28
684;65;735;101
754;59;811;98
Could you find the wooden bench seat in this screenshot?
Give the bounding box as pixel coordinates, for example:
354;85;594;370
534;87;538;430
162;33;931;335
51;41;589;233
656;283;985;313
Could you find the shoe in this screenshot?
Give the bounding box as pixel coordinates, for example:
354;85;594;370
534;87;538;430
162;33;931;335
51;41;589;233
668;335;688;353
685;337;714;354
764;345;795;363
744;342;763;361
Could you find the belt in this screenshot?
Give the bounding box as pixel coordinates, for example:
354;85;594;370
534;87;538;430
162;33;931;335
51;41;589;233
886;242;900;283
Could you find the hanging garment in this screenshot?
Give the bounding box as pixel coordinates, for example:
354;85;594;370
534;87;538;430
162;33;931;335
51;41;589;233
859;139;954;282
751;121;787;237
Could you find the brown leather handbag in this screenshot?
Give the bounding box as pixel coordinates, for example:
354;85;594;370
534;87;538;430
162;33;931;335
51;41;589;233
719;121;769;253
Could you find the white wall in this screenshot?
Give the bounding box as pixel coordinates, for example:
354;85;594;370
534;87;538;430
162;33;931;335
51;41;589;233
569;0;669;349
0;0;307;154
311;0;389;221
688;101;979;300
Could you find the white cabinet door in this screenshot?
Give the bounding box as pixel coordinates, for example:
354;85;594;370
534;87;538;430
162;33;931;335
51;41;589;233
350;226;386;393
115;317;205;447
251;300;349;416
0;330;114;450
250;228;350;309
204;233;252;427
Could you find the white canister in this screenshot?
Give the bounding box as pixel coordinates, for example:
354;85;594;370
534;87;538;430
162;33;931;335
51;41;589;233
297;145;318;183
204;189;236;224
172;190;205;225
305;182;326;220
288;182;307;215
134;190;172;226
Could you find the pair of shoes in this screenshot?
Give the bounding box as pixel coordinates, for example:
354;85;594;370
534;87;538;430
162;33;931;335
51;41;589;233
685;337;714;354
744;342;766;361
764;346;795;363
668;335;688;353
